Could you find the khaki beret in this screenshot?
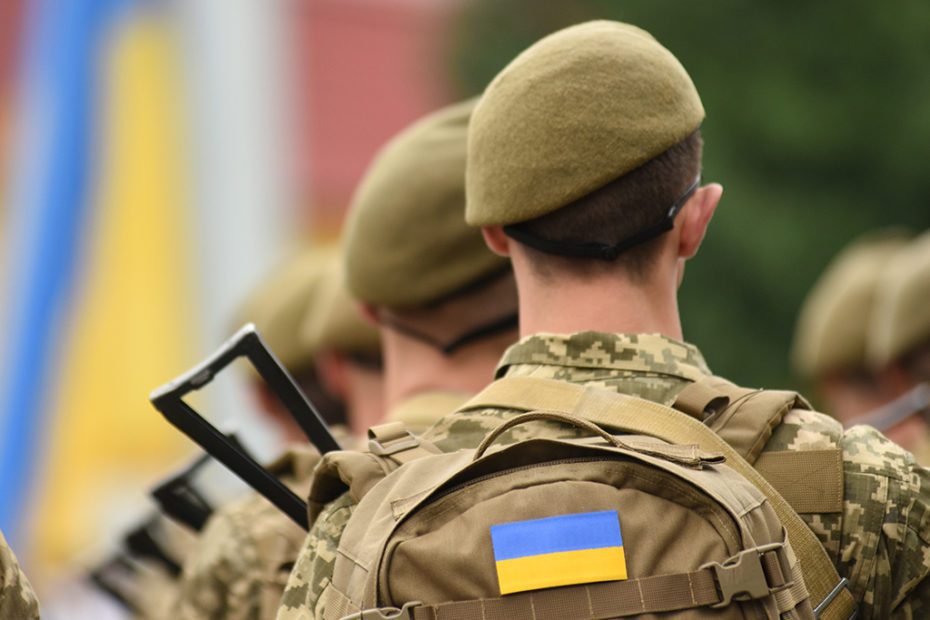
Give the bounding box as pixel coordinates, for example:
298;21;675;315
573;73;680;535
466;20;704;227
234;245;337;373
344;99;509;308
791;230;911;379
868;231;930;366
301;259;380;357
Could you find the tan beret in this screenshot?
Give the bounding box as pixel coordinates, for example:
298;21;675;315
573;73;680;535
301;259;380;357
466;20;704;227
344;98;509;308
234;245;336;373
868;230;930;367
791;230;911;379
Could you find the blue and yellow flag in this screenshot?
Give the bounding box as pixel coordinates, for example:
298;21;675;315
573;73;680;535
490;510;628;595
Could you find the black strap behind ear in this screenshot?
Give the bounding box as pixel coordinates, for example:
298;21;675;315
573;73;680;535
504;176;701;261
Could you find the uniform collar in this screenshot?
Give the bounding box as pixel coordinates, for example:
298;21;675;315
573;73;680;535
496;331;711;382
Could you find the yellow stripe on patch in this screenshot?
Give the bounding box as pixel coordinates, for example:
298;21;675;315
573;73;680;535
495;546;627;595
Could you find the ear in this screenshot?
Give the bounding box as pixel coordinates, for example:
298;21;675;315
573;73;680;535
677;183;723;259
356;302;379;327
481;226;511;257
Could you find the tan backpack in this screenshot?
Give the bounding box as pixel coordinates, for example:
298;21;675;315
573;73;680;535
308;378;856;620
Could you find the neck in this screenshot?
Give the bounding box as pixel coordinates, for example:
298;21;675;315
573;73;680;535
514;257;683;340
343;362;386;435
381;327;515;411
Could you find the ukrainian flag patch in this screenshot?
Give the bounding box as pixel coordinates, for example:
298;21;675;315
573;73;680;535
490;510;627;595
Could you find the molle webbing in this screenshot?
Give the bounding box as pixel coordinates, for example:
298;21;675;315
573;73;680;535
456;376;855;620
323;547;807;620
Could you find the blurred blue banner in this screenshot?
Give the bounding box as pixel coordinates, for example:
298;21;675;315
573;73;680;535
0;0;128;539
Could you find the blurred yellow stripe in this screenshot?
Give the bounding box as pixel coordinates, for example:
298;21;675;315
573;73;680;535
29;13;196;575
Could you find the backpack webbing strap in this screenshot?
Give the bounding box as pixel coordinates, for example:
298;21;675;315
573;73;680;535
457;377;856;620
327;544;805;619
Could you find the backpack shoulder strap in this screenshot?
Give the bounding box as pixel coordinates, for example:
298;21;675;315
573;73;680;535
307;422;440;524
459;376;855;620
672;377;843;514
671;375;816;464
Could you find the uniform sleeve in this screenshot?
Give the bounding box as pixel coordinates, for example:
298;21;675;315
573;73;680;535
0;531;39;620
277;493;356;620
835;425;930;619
168;501;265;620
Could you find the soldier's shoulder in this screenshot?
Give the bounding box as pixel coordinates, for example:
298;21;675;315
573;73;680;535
0;533;39;620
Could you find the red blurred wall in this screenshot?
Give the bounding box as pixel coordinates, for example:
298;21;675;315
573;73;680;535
290;0;459;234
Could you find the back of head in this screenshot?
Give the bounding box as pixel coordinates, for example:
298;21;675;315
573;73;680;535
792;229;912;381
466;20;705;278
235;245;348;429
301;258;381;364
344;99;517;353
236;245;338;374
868;230;930;375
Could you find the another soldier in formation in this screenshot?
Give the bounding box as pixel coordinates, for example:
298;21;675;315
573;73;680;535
166;249;381;620
281;20;930;620
0;531;39;620
791;231;911;425
865;231;930;462
278;98;519;619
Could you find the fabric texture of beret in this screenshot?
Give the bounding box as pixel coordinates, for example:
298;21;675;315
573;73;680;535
868;230;930;367
345;98;508;308
466;20;704;227
234;245;337;373
301;258;380;357
791;230;911;379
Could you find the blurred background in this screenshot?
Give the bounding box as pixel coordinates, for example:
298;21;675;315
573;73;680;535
0;0;927;617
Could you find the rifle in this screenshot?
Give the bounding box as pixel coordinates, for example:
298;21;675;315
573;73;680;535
149;324;339;530
149;435;249;532
88;554;142;614
124;517;183;577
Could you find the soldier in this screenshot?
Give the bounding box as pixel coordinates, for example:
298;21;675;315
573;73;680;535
277;98;519;619
282;21;930;619
166;250;382;620
865;231;930;462
0;530;39;620
791;230;911;426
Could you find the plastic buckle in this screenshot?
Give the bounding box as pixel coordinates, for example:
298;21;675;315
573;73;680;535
340;601;421;620
702;542;790;608
368;428;420;457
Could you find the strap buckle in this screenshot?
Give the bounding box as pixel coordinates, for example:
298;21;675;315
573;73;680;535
702;542;792;608
368;422;420;457
340;601;421;620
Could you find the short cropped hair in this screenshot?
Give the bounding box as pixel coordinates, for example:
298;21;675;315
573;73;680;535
518;130;703;280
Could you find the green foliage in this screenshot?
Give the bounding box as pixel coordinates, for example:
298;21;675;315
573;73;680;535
445;0;930;400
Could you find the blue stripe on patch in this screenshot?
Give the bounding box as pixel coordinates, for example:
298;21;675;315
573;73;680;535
490;510;622;561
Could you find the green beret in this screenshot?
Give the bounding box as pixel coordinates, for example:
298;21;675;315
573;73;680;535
234;245;336;373
344;99;509;308
466;20;705;227
791;230;911;379
301;259;380;357
868;231;930;367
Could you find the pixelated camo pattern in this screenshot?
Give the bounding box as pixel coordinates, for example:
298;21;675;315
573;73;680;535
169;451;316;620
278;332;930;620
0;531;39;620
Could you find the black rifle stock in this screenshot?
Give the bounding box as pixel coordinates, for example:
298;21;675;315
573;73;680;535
149;324;337;530
150;437;247;532
124;518;182;576
88;555;142;613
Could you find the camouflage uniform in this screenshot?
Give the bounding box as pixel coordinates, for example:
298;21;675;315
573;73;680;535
169;446;320;620
278;332;930;620
0;531;39;620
